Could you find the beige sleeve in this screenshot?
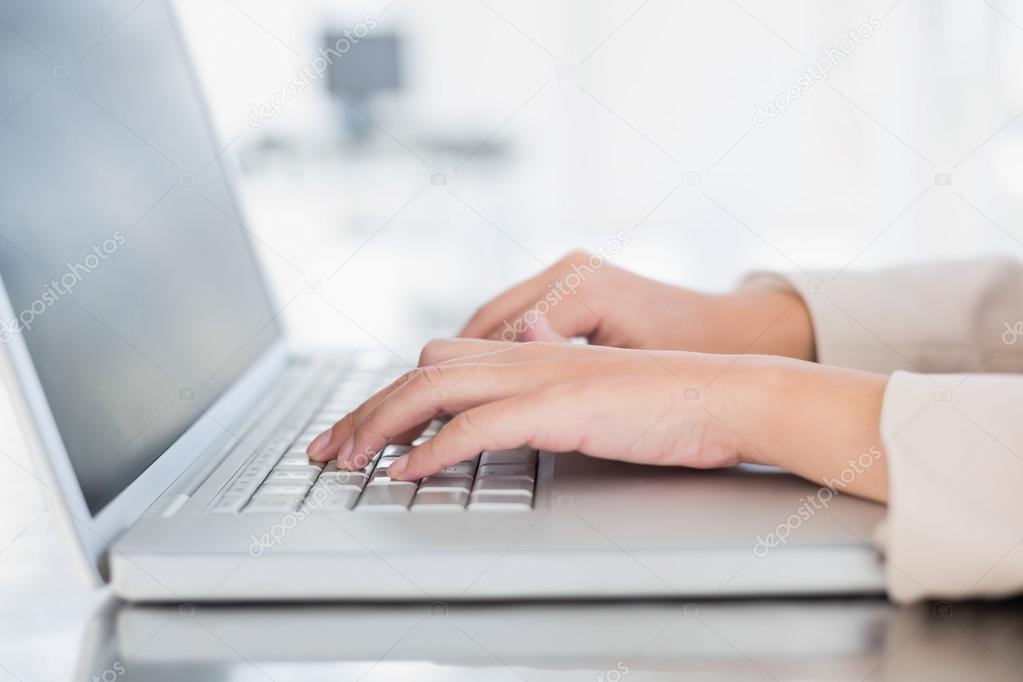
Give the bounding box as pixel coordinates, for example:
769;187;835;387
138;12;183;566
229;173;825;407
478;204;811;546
745;258;1023;601
880;371;1023;601
744;256;1023;374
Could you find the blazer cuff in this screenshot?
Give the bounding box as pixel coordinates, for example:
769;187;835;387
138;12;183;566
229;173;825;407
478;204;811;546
742;264;998;374
880;370;1023;602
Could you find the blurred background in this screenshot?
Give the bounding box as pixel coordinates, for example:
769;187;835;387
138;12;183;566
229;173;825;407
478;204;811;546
168;0;1023;356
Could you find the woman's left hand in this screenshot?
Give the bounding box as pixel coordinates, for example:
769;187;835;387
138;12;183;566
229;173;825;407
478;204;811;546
306;339;889;502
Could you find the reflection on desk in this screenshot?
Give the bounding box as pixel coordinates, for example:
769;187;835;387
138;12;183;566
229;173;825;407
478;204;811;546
75;597;1023;681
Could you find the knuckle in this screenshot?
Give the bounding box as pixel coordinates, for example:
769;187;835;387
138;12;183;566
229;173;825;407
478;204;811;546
399;367;424;386
418;338;449;366
415;364;445;389
558;249;589;269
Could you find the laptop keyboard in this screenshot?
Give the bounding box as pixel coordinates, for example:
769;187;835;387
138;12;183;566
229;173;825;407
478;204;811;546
209;363;537;514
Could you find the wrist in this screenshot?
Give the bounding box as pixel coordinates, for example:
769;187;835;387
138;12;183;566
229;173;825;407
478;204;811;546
707;355;889;502
752;357;887;501
718;288;815;361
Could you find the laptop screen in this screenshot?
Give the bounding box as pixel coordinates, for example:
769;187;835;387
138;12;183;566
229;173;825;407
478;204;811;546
0;0;281;514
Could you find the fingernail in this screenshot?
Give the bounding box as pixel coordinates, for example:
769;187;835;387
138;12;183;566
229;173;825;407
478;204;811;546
388;455;409;480
307;431;330;455
337;438;354;462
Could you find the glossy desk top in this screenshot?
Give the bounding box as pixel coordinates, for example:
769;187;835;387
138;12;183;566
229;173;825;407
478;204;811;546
3;587;1022;681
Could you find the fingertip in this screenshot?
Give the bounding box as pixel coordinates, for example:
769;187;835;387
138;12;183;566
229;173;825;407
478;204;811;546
307;448;333;462
387;454;409;480
306;430;331;457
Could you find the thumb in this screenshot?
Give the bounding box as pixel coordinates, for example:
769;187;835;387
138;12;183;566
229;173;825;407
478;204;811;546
520;314;570;343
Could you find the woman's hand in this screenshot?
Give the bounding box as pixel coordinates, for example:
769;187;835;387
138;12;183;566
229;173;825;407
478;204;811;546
459;251;815;360
308;339;890;502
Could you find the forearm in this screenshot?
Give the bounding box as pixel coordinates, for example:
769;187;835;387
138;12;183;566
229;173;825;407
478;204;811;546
712;289;816;362
712;356;889;502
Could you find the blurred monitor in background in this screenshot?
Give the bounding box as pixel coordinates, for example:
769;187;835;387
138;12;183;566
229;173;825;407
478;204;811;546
324;32;403;141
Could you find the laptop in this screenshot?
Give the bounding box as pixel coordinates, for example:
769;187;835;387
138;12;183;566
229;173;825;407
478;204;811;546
0;0;886;601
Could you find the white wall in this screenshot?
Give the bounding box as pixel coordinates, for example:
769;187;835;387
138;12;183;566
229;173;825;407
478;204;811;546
174;0;1023;352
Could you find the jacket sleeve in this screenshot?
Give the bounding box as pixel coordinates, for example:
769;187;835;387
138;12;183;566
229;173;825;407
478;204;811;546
744;257;1023;601
879;371;1023;602
744;256;1023;374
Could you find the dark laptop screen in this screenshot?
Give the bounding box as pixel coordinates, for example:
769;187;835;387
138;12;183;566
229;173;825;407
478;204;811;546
0;0;281;513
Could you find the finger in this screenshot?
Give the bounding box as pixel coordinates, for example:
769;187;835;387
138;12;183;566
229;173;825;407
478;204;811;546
518;313;570;343
342;363;535;468
418;338;517;366
391;420;430;445
390;339;556;444
388;394;539;480
306;367;422;460
458;250;603;338
480;291;601;342
417;335;576;368
309;342;553;461
458;270;554;339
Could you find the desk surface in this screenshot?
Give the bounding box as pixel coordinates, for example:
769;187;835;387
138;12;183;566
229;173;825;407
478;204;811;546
3;586;1023;681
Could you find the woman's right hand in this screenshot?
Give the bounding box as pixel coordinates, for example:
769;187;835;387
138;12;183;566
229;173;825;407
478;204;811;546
458;251;816;360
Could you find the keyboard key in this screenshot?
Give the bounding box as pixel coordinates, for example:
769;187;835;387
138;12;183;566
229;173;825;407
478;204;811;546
376;457;401;470
274;456;321;472
356;484;416;510
259;481;314;495
419;475;473;492
477;463;534;480
278;453;323;468
305;486;360;511
411;435;432;446
472;476;534;496
234;470;268;487
411;489;469;511
419;421;442;438
333;458;375;474
480;448;537;466
210;493;247;513
318;471;369;488
267;468;319;483
244;493;302;513
467;492;532;511
370;468;417;485
380;444;411;458
436;461;477;477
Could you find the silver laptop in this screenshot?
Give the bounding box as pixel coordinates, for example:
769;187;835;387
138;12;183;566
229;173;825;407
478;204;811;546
0;0;885;601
